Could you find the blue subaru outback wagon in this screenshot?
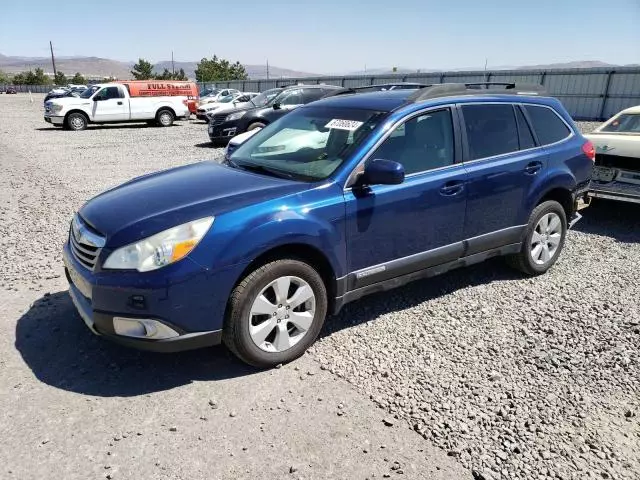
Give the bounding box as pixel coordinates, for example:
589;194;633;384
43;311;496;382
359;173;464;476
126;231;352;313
63;83;593;367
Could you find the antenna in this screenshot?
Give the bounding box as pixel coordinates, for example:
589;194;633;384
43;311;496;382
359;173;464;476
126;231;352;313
49;41;58;80
266;59;270;80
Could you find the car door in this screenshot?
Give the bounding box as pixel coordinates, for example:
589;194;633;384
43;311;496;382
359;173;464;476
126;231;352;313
459;103;544;253
343;107;468;289
92;86;129;122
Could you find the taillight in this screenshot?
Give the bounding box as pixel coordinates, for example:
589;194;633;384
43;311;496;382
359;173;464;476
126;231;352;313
582;140;595;162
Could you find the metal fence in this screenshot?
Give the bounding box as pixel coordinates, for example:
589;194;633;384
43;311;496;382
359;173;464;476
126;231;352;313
3;67;639;120
199;66;640;121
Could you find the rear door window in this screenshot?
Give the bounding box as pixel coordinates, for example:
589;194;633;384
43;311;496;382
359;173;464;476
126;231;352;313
462;104;519;160
302;88;326;104
525;105;571;145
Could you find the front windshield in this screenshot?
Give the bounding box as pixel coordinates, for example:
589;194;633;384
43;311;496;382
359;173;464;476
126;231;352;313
79;85;100;99
250;88;282;107
601;114;640;134
230;106;387;181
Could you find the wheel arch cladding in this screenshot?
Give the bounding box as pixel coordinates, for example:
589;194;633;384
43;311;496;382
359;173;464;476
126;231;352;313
529;172;575;218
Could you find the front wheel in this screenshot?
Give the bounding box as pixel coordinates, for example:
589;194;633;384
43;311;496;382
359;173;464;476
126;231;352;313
223;259;327;368
65;112;88;131
507;200;567;275
247;121;266;131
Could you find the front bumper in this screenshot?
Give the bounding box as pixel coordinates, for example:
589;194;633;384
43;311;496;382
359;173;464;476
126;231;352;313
196;113;210;121
62;243;232;352
44;115;64;125
208;121;239;142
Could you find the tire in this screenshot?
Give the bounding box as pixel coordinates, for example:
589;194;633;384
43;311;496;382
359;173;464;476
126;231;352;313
247;121;266;131
223;259;328;368
156;109;174;127
65;112;88;131
506;200;567;276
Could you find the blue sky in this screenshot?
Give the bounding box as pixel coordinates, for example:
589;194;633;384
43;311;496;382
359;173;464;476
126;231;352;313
1;0;638;73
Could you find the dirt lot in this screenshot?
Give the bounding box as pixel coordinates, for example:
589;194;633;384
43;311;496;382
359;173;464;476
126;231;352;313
0;94;638;480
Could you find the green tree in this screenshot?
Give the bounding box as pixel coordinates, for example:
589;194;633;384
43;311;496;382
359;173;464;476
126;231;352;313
54;71;67;85
13;68;51;85
0;70;9;84
175;68;187;81
195;55;247;82
154;68;173;80
131;58;154;80
71;72;87;84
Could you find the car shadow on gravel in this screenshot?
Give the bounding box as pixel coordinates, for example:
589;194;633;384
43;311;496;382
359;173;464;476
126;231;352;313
574;199;640;243
15;291;256;397
324;258;522;337
34;124;185;132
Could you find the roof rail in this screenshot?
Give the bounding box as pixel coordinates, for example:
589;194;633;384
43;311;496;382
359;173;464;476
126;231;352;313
407;82;547;102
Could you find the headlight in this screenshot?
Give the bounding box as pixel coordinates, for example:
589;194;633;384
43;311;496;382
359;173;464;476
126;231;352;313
103;217;214;272
225;111;246;122
51;103;63;113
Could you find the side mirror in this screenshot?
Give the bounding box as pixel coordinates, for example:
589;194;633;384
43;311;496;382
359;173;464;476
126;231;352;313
272;102;281;110
357;159;405;187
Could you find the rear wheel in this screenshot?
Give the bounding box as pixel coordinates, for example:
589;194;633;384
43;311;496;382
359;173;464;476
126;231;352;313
223;259;327;368
65;112;88;131
507;200;567;275
156;109;174;127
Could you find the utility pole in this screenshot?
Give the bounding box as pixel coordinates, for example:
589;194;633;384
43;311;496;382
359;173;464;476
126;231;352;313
266;59;269;80
484;58;488;72
171;50;175;76
49;41;57;79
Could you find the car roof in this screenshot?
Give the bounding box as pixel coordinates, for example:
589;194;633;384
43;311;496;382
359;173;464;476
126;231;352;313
310;90;414;111
619;105;640;114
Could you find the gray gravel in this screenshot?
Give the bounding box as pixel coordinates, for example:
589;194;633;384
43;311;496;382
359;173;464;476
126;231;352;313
0;95;638;479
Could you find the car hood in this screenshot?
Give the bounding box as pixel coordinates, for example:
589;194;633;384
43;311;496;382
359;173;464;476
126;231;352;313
79;161;308;247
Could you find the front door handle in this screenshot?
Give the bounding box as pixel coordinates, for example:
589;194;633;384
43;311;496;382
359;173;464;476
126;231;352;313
524;162;543;175
117;101;123;105
440;180;465;196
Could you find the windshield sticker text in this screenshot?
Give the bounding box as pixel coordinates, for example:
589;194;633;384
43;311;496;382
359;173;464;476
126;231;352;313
325;119;364;131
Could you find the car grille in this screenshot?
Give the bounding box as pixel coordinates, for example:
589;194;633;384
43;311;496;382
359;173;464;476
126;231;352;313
210;113;227;126
69;216;105;270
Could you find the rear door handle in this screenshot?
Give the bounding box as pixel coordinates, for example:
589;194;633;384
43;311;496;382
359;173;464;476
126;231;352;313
440;180;465;196
117;101;123;105
524;162;543;175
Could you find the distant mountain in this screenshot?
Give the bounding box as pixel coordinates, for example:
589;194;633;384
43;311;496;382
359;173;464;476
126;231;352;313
0;53;317;80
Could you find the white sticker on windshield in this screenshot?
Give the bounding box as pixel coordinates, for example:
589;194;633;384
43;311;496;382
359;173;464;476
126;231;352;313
325;119;364;131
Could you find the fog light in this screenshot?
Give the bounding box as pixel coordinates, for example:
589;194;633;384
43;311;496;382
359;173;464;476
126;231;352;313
113;317;180;339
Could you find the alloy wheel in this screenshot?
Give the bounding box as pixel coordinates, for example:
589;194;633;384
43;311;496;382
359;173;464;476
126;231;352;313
530;212;562;265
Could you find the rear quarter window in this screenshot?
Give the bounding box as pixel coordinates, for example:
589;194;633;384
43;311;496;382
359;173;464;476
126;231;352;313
525;105;571;145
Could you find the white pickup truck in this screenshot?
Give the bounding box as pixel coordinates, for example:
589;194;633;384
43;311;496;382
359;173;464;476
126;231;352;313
44;83;190;130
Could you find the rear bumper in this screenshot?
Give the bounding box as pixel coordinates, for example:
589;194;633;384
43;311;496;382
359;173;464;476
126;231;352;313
589;181;640;204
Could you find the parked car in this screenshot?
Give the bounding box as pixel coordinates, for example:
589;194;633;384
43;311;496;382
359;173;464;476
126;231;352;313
62;82;593;367
199;88;241;105
4;86;17;94
207;85;346;145
44;83;190;130
195;92;255;121
586;105;640;204
44;86;86;103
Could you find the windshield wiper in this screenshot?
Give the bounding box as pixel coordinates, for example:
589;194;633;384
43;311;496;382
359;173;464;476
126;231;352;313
235;162;296;180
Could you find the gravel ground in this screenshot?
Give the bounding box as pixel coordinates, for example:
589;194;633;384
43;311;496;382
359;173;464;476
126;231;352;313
1;94;638;479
